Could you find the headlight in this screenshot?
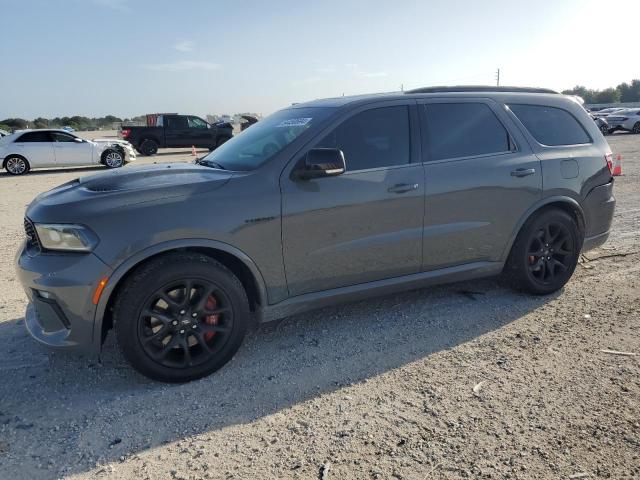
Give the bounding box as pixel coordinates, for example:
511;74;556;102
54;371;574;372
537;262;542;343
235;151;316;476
34;224;99;252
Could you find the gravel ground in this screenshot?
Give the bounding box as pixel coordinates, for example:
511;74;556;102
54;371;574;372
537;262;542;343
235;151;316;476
0;133;638;480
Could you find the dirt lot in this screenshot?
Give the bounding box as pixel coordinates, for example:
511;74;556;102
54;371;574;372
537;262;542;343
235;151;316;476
0;132;638;480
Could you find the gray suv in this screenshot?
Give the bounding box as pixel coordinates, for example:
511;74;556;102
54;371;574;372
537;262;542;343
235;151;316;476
16;87;616;382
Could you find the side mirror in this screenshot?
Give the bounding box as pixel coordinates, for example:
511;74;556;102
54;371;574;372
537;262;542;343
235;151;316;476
74;137;84;143
297;148;345;180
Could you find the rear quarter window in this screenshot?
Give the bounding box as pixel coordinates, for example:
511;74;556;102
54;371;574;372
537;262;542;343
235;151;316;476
509;104;591;146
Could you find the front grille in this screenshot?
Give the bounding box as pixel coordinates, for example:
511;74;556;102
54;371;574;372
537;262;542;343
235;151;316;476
24;218;41;253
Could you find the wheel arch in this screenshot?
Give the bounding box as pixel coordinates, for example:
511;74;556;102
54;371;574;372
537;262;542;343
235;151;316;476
500;196;586;263
95;239;268;347
2;153;30;169
100;146;124;163
137;136;161;150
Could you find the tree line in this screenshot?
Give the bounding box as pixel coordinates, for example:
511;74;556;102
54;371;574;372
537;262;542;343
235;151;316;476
2;79;640;132
0;115;146;133
562;79;640;104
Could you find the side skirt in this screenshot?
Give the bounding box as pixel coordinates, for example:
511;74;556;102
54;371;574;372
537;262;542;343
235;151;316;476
256;261;504;323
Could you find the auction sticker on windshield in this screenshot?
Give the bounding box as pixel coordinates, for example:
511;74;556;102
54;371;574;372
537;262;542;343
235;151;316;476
276;118;312;127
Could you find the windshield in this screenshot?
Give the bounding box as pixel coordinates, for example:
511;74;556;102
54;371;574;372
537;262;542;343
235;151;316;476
199;107;333;171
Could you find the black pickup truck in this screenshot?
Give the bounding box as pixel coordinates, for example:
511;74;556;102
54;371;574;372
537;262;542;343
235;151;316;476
120;114;234;156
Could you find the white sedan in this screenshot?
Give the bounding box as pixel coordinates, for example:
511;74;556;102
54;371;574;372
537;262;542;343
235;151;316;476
0;129;136;175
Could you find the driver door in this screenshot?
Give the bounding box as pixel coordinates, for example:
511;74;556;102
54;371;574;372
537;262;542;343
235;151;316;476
281;103;425;296
51;132;94;166
187;116;212;147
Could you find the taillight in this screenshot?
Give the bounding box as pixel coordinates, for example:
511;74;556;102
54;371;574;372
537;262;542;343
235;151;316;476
605;153;613;174
121;128;131;139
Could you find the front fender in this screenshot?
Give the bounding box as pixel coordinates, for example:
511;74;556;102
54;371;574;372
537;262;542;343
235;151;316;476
91;238;268;349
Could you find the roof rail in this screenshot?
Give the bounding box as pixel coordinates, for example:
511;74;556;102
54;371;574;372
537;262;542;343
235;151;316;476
405;85;558;95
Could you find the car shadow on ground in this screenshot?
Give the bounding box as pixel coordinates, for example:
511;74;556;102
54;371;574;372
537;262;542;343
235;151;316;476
0;276;558;478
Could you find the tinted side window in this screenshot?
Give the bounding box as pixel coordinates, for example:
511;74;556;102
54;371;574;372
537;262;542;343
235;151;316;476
17;132;51;142
51;132;78;142
424;103;510;161
188;116;208;128
167;116;188;129
318;106;410;171
509;104;590;146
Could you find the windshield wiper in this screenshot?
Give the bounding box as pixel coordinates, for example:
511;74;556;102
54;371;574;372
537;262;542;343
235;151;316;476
196;159;226;170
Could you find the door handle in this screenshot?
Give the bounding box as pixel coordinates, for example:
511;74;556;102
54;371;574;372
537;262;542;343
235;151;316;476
387;183;419;194
511;168;536;177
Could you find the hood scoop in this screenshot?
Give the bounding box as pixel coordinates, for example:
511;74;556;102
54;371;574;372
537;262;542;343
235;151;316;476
77;163;232;194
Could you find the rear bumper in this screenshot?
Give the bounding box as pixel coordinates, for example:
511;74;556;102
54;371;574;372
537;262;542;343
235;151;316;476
582;180;615;251
583;230;610;252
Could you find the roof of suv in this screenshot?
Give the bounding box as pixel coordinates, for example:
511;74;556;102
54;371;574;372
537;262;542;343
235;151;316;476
292;86;562;109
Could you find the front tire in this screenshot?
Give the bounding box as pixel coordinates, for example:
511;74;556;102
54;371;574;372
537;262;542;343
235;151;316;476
113;253;249;382
633;122;640;134
4;155;30;175
505;209;580;295
102;149;124;168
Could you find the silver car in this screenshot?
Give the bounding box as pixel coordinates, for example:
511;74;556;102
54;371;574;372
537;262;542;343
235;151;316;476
0;129;136;175
605;109;640;134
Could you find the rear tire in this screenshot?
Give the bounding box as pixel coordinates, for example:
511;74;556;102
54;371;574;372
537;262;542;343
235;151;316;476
504;209;580;295
140;139;159;156
4;155;30;175
633;122;640;134
113;253;249;383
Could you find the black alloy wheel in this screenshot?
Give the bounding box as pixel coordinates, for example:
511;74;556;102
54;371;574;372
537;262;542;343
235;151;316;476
505;208;580;295
525;222;574;286
140;139;159;156
138;279;234;369
114;253;249;382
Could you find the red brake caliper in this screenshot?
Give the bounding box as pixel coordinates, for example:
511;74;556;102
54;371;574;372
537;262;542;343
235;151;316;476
203;295;220;342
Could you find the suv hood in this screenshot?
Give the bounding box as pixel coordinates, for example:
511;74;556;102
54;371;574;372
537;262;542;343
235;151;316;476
26;163;233;223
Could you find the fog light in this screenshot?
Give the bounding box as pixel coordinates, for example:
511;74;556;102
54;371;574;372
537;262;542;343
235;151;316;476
36;290;53;299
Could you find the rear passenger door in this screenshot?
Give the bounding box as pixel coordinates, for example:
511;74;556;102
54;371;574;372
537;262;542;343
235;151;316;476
164;115;191;148
419;99;542;270
12;131;56;167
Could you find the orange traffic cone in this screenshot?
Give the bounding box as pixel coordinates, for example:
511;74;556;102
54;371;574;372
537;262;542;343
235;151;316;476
191;145;197;156
612;154;623;176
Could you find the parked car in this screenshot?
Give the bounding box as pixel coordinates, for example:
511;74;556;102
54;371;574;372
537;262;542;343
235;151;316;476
240;115;258;131
62;126;75;133
0;129;135;175
0;129;9;138
604;109;640;134
592;114;610;135
120;114;233;156
17;87;615;382
591;107;625;118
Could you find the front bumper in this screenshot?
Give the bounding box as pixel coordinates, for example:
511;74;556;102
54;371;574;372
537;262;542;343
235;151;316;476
15;242;112;354
607;122;633;132
124;145;136;162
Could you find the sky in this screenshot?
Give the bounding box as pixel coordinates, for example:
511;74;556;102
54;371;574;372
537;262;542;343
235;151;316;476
1;0;639;119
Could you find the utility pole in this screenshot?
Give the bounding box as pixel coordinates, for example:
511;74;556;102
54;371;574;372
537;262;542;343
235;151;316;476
495;68;500;86
400;83;404;92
